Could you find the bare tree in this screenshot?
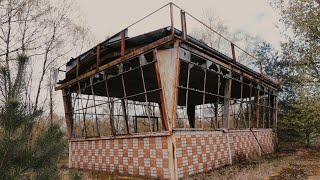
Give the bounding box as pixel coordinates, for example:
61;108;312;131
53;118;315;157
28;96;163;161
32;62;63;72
0;0;94;122
191;9;261;66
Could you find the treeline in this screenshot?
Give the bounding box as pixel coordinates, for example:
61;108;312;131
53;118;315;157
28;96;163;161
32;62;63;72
0;0;93;178
261;0;320;148
192;0;320;148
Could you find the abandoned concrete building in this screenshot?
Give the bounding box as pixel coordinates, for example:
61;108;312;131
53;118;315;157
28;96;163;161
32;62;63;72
55;3;280;179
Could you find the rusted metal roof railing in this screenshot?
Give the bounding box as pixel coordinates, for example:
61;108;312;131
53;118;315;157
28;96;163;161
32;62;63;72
54;2;275;88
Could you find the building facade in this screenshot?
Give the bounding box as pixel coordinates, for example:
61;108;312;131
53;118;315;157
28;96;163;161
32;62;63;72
56;4;280;179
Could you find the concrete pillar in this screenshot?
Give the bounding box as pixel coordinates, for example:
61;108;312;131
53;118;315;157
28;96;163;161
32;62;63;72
222;71;232;129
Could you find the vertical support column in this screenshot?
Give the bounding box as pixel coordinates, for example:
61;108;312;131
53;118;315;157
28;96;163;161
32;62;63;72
184;63;191;128
76;57;80;77
254;85;260;128
201;68;207;129
121;30;126;56
216;67;221;129
154;50;169;131
96;44;101;68
239;75;245;128
222;71;232;129
104;75;116;136
262;88;266;128
156;41;180;180
268;91;272;128
90;77;100;137
139;56;153;132
156;41;180;131
120;29;129;134
121;82;130;134
274;95;278;129
62;88;73;139
249;81;253;128
180;10;187;40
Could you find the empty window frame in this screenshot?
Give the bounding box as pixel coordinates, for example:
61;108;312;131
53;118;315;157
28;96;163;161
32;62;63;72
176;52;224;129
258;85;276;128
68;51;165;138
176;49;278;130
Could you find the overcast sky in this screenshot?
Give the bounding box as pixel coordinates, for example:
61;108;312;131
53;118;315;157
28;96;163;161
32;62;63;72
76;0;283;50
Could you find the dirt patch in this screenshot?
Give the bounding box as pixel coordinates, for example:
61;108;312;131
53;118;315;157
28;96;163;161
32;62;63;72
269;166;308;180
267;149;320;180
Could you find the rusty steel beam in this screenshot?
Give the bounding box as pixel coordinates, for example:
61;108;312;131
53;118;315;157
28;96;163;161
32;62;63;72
231;43;236;64
170;3;174;35
180;10;187;40
96;44;101;68
121;30;125;56
71;46;144;78
259;62;263;77
56;35;174;91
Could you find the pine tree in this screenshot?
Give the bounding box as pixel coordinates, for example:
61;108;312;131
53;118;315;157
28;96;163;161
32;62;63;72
0;54;66;179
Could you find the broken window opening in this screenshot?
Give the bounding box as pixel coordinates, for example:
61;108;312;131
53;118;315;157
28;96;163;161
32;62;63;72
69;51;166;138
176;54;225;130
176;50;278;130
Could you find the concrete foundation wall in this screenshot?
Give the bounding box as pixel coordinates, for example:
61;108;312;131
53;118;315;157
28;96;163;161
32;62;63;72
68;129;276;179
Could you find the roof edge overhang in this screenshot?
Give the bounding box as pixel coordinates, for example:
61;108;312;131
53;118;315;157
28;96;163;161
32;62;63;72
56;27;281;91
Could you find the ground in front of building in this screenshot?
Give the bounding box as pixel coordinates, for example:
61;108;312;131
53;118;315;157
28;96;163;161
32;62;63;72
59;147;320;179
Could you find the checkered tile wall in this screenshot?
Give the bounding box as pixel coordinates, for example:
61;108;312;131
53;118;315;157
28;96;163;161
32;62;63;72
69;130;275;179
70;136;170;179
174;130;276;178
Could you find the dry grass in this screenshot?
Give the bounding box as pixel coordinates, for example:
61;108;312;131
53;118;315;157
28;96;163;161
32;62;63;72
189;148;320;180
188;155;292;180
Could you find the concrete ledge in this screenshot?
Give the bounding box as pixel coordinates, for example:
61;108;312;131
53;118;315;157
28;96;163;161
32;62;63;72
70;131;171;142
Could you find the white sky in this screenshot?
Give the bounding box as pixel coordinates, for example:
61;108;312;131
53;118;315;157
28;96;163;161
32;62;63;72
76;0;284;50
